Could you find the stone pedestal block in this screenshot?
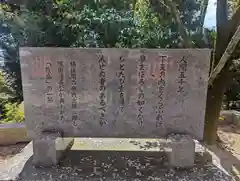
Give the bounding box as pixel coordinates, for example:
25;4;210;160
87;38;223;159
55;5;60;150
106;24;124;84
33;132;74;167
0;123;30;146
167;134;195;168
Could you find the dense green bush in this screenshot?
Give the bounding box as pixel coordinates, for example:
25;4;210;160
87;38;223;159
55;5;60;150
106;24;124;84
0;70;24;123
1;102;24;123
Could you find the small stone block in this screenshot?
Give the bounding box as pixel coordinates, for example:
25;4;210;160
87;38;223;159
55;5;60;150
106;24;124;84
32;132;74;167
167;134;195;168
0;123;30;146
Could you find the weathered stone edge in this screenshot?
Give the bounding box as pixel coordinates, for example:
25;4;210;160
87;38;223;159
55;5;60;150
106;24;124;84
0;122;31;146
220;110;240;128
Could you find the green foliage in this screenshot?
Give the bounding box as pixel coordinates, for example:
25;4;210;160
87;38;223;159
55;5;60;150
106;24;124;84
61;6;138;48
0;5;23;102
147;0;205;47
0;71;15;104
0;0;213;103
1;102;24;123
229;0;240;16
0;70;23;123
134;0;172;48
0;70;22;123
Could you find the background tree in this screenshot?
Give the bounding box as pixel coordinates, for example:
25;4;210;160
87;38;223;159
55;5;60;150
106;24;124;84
205;0;240;144
141;0;240;144
0;4;23;102
1;0;240;144
0;0;205;102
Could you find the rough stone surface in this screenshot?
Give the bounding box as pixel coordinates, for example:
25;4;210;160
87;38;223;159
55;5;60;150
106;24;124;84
232;112;240;128
167;134;195;168
20;48;211;140
220;110;237;124
0;139;233;181
32;132;73;167
220;110;240;127
0;123;30;146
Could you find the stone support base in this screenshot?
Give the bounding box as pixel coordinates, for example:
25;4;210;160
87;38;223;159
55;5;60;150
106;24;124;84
32;132;74;167
167;134;195;168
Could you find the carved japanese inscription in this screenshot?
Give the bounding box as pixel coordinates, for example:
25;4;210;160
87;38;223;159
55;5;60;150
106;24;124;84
118;56;125;111
70;61;78;125
98;53;107;126
44;58;54;105
20;48;211;140
137;54;145;126
58;60;65;121
156;55;168;128
177;56;187;94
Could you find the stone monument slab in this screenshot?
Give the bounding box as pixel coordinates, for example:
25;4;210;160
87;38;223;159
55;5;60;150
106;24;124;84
20;48;210;140
20;48;211;167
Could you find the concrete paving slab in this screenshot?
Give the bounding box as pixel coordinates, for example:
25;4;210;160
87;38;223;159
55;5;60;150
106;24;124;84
0;138;233;181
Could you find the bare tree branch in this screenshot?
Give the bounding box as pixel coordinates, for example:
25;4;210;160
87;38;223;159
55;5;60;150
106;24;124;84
149;0;168;20
149;0;192;48
209;25;240;85
227;6;240;41
132;0;137;9
197;0;209;35
163;0;192;48
209;2;240;85
213;4;240;66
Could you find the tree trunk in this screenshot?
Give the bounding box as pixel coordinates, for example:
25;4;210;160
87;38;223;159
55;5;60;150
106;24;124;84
204;0;228;144
204;69;229;144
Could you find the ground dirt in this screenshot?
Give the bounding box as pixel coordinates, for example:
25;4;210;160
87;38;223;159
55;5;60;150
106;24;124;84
218;124;240;159
0;143;27;165
216;124;240;178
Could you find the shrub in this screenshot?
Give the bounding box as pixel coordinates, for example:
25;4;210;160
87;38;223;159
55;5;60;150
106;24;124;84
0;70;15;104
1;102;24;123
